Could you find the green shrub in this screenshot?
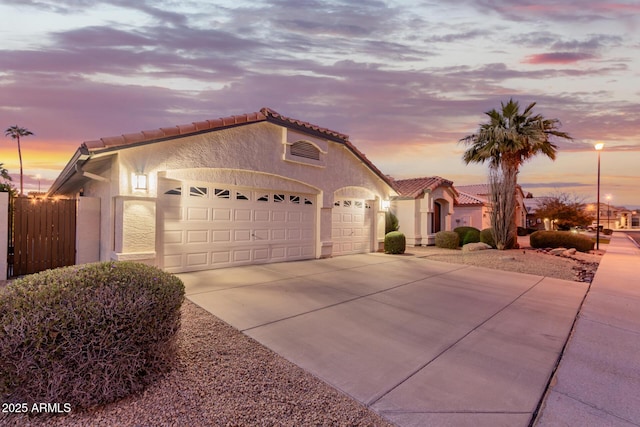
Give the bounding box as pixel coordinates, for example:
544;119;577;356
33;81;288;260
480;227;517;249
462;229;481;245
517;227;528;236
603;228;613;235
435;230;459;249
385;211;399;234
530;231;595;252
453;226;481;245
480;228;496;248
0;262;185;410
385;231;406;254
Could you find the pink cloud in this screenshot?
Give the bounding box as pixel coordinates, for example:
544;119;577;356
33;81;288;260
523;52;596;64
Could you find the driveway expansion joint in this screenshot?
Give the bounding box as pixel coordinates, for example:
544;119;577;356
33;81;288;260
367;275;547;407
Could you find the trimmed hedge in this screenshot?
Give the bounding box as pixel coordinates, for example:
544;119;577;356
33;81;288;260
529;231;595;253
453;226;481;245
435;230;459;249
0;262;185;410
385;231;406;254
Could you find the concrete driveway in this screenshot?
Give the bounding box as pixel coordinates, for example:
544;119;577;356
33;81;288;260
180;253;587;427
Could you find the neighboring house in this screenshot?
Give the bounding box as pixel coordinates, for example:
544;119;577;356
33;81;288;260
452;184;527;230
523;197;551;230
390;176;457;246
48;108;397;273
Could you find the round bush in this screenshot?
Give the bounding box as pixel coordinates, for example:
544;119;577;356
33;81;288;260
385;231;406;254
530;231;595;252
453;226;481;245
479;228;496;248
435;230;459;249
0;262;185;410
462;228;481;245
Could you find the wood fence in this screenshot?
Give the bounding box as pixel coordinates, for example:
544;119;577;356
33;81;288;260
9;197;76;277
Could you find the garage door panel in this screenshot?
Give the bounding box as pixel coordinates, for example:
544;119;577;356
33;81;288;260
253;229;269;240
235;209;252;221
186;252;209;267
187;230;208;243
272;229;286;240
234;230;251;241
254;210;270;221
212;230;231;242
212;252;230;264
272;211;287;222
233;250;251;262
160;182;317;273
187;207;209;221
213;209;232;221
254;248;269;261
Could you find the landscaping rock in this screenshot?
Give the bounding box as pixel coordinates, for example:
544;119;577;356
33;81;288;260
549;248;568;256
462;242;492;252
564;248;577;256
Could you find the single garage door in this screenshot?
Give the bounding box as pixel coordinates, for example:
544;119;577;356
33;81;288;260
159;182;316;273
331;198;373;256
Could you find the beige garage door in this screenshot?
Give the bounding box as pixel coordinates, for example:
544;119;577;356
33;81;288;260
159;182;316;273
331;198;373;256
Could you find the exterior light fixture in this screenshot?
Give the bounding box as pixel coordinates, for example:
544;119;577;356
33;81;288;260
381;199;390;210
595;142;604;249
133;173;148;191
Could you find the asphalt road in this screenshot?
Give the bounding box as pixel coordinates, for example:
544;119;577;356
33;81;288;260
624;230;640;247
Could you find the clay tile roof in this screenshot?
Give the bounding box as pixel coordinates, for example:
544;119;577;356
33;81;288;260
81;110;269;153
454;184;490;197
261;107;349;141
392;176;454;199
456;191;486;205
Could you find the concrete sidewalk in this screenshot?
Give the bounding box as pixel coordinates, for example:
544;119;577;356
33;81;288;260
535;232;640;426
181;253;588;427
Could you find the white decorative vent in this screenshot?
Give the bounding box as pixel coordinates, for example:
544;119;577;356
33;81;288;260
291;141;320;160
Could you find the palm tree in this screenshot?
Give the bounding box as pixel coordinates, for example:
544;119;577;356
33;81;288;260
460;99;572;248
5;126;33;196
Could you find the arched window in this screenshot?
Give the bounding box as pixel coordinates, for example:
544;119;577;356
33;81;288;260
291;141;320;160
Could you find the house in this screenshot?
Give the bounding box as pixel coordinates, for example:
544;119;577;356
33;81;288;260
451;184;527;230
523;196;551;230
47;108;397;273
390;177;457;246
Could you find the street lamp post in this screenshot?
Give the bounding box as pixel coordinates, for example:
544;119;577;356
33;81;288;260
595;142;604;250
606;194;611;229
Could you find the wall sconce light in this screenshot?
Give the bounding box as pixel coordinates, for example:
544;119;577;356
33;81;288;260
381;199;390;210
133;173;148;191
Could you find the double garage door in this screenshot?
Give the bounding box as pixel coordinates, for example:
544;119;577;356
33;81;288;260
160;182;316;273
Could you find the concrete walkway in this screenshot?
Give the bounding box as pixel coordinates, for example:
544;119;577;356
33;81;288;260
180;253;588;427
535;233;640;426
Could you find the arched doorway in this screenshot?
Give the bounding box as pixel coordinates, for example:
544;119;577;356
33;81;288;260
433;201;442;233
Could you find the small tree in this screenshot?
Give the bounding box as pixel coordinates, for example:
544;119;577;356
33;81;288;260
5;126;34;196
536;192;594;230
0;163;16;195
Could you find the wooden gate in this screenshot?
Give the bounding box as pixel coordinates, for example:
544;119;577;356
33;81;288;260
8;197;76;277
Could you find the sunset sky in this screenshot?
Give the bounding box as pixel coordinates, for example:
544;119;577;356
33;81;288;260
1;0;638;207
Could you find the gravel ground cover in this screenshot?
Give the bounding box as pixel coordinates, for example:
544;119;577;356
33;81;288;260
2;300;393;427
1;238;601;426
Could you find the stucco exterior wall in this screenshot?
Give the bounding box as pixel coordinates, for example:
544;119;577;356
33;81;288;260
76;196;101;264
452;205;488;229
102;122;393;263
